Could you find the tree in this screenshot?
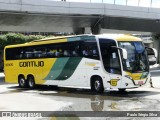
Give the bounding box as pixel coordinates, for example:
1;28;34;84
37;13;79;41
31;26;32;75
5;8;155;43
0;33;46;49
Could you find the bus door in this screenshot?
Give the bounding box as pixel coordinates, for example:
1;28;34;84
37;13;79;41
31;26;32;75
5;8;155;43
99;39;122;89
108;48;122;89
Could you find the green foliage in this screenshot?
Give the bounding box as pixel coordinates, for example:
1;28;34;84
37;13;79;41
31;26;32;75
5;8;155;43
0;33;46;49
5;33;26;45
25;35;45;42
0;35;7;49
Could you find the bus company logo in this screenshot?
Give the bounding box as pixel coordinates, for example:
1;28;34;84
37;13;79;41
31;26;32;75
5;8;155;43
19;61;44;67
2;112;11;117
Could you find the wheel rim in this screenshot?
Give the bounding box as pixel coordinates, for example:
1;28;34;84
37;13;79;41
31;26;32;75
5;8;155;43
95;80;100;90
29;79;33;87
19;78;25;87
28;77;34;88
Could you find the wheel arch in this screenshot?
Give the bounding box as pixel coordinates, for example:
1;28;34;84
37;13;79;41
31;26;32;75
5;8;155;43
27;74;35;80
18;74;25;80
90;75;103;88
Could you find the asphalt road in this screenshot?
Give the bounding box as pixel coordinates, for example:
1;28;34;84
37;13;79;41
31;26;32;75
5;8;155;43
1;83;160;120
150;67;160;77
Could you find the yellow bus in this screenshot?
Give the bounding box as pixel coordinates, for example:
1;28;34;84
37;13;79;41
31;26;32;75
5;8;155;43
4;34;157;93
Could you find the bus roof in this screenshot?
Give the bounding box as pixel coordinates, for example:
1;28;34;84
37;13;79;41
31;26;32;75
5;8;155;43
32;34;95;42
5;34;142;48
32;34;142;42
4;34;95;48
97;34;142;42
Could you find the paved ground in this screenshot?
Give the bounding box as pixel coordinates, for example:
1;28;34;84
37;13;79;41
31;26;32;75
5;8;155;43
0;82;160;120
0;66;160;120
150;64;160;88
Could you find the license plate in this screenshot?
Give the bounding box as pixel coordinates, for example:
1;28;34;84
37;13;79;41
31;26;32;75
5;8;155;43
138;81;144;85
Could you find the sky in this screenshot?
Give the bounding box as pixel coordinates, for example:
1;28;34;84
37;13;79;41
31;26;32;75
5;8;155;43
50;0;160;8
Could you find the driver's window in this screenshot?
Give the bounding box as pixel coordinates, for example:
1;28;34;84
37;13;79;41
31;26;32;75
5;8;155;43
99;39;121;75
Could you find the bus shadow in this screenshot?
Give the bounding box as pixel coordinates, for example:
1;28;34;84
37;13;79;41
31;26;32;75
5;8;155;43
0;77;6;85
7;85;160;98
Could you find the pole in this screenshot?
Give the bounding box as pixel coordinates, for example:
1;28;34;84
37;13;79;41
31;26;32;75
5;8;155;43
150;0;152;7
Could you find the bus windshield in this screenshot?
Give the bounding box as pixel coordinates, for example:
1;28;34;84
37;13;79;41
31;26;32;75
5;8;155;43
118;41;149;73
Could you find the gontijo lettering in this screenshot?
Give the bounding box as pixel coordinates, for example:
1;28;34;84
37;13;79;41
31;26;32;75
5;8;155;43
19;61;44;67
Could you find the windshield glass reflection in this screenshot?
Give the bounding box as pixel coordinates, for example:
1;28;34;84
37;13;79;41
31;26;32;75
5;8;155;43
118;41;149;73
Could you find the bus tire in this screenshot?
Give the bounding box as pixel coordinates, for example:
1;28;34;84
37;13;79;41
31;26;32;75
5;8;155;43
18;76;27;88
28;76;35;88
91;77;104;93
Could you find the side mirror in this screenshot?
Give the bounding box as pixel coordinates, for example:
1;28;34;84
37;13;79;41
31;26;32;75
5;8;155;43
146;47;157;65
111;46;127;59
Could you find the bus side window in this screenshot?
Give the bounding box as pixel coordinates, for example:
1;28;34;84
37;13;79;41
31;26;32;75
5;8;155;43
19;51;24;59
41;49;47;58
72;50;78;56
55;49;60;57
71;42;80;57
63;50;70;57
82;49;89;56
26;52;33;59
81;41;99;60
49;44;64;58
62;42;80;57
23;47;34;59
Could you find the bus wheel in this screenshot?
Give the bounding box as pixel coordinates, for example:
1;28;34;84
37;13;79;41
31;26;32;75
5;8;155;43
28;76;35;88
18;76;26;88
92;77;104;93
